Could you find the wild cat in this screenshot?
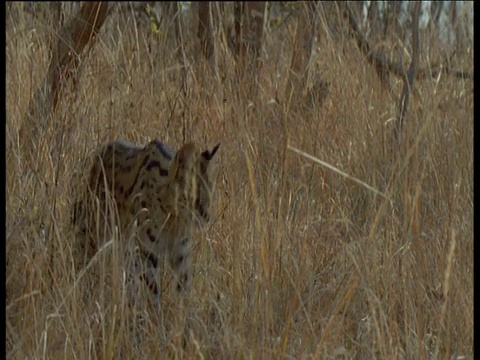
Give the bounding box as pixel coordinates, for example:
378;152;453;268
72;139;220;294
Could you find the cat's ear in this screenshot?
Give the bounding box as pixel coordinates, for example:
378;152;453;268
201;143;220;161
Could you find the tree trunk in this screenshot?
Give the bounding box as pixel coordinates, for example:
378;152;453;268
198;2;213;60
286;2;318;100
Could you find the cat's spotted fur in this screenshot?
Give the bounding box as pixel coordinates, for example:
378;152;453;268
72;139;220;294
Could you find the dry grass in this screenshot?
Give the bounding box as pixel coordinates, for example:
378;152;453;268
6;4;473;359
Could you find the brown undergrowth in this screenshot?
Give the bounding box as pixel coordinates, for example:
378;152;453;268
6;4;472;359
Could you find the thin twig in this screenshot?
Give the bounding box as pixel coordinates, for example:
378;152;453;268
288;145;391;204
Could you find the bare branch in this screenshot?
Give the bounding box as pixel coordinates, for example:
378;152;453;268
19;2;109;164
395;1;421;143
51;2;109;108
341;1;472;88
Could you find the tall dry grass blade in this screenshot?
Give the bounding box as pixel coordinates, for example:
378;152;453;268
54;239;114;314
313;276;357;357
433;228;457;359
